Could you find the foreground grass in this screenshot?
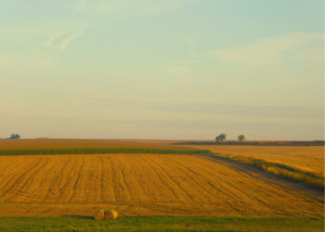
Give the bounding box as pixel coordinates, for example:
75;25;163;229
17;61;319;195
211;154;324;191
0;216;323;232
0;148;210;156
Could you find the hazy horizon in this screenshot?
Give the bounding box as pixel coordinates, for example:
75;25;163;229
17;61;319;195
1;0;324;140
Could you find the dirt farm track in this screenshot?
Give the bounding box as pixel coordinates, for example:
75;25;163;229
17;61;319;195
0;153;322;217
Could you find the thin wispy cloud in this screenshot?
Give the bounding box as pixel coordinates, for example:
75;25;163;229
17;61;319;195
58;29;86;50
66;0;186;20
44;23;88;50
0;0;186;69
2;1;323;140
0;24;85;69
0;11;89;68
87;98;324;120
207;33;324;64
1;115;320;133
163;59;198;76
189;52;200;58
45;31;66;47
180;35;196;45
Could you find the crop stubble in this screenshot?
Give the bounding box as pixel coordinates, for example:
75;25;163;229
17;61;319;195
0;139;188;150
185;145;324;174
0;154;322;217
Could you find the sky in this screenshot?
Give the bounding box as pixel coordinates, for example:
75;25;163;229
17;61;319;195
0;0;324;140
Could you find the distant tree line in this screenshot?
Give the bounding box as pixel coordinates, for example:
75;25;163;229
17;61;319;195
10;134;20;139
215;133;227;142
215;133;245;142
237;135;245;142
1;133;21;139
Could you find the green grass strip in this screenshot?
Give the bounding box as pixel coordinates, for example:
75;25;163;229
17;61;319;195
0;216;323;232
0;148;211;156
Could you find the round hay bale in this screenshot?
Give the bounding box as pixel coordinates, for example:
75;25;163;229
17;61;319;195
94;209;105;220
104;209;118;220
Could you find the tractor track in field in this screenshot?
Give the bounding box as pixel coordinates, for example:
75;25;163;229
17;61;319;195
1;157;50;201
0;154;322;217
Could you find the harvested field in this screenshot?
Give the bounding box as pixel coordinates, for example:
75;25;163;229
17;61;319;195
173;140;324;146
0;147;209;156
0;154;322;217
184;145;324;174
0;139;190;150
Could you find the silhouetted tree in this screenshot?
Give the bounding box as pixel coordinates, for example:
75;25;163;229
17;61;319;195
238;135;245;142
9;133;20;139
219;133;226;141
215;136;220;142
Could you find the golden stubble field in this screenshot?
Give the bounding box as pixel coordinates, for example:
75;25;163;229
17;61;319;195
0;153;323;218
184;145;324;174
0;139;191;150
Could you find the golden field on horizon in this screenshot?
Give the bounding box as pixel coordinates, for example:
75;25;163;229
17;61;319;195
0;139;189;150
185;145;324;174
0;139;323;218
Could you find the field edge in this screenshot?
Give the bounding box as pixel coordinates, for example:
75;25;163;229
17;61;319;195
0;216;323;232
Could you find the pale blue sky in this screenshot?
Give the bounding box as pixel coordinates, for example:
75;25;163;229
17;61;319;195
1;0;324;140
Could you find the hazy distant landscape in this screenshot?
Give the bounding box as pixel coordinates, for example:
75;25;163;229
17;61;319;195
1;0;324;231
0;139;323;231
